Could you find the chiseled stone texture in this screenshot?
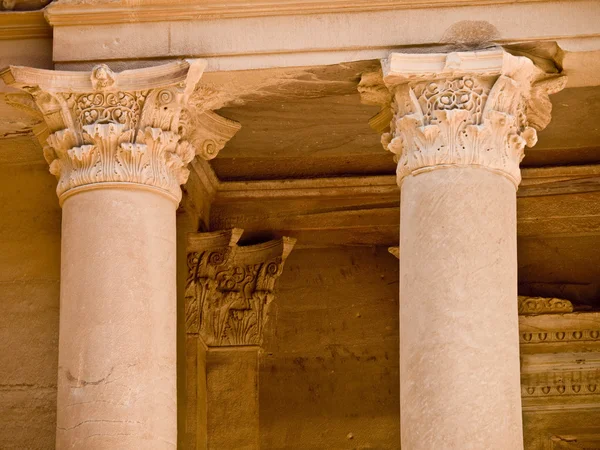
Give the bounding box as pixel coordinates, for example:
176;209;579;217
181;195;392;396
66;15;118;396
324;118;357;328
0;162;61;449
258;247;400;449
400;167;522;449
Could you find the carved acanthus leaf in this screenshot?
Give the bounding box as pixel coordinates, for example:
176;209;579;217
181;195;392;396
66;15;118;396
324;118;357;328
359;48;567;187
518;295;574;315
526;75;568;131
185;229;295;347
0;60;240;203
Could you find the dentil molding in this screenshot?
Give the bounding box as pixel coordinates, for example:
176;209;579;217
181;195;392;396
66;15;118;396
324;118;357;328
185;229;295;347
359;48;567;187
0;61;240;203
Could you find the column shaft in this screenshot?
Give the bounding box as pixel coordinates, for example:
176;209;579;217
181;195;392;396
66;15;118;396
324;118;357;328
57;187;177;448
399;167;522;449
357;48;566;448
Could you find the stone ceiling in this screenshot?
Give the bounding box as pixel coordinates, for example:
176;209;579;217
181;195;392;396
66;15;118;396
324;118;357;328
201;60;600;181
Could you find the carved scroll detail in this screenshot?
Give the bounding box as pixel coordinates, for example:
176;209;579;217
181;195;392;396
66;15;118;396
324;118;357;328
185;229;295;347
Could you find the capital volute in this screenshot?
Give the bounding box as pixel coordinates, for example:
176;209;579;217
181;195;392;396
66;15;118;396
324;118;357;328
0;60;240;204
359;48;567;187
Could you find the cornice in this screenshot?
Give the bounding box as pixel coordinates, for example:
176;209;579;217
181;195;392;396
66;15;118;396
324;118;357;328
0;11;51;40
44;0;585;27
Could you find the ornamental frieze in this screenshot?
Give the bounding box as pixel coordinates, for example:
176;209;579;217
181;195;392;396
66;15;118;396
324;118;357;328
185;229;295;347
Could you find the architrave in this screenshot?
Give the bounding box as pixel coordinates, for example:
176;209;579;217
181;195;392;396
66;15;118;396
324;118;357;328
200;164;600;247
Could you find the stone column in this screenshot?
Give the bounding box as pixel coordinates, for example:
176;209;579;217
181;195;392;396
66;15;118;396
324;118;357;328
185;229;295;449
1;62;239;448
361;48;566;449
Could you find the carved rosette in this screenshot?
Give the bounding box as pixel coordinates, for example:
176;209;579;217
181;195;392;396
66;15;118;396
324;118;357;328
361;49;567;187
185;229;295;347
0;61;241;203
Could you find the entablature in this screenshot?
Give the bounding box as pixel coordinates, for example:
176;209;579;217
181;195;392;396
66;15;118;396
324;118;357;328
42;0;600;83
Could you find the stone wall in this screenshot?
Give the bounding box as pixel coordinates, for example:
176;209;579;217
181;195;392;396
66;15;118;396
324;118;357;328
258;247;400;449
0;161;61;449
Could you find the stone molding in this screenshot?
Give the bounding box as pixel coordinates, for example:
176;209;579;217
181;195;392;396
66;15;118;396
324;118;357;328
44;0;577;26
0;11;51;39
185;229;295;347
521;329;600;346
360;48;567;187
522;369;600;399
0;61;240;203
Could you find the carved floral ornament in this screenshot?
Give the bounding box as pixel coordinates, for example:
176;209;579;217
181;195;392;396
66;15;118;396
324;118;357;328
0;61;240;203
359;48;567;187
185;229;296;347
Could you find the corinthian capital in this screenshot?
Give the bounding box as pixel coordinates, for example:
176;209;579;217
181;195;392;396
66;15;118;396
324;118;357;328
0;61;240;203
185;229;295;347
360;48;567;187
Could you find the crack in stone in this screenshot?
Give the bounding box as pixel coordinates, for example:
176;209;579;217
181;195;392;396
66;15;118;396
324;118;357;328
65;366;114;387
57;419;142;432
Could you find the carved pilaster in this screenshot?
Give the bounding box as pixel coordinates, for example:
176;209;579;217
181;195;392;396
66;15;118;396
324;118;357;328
185;229;295;346
359;48;567;187
0;61;240;203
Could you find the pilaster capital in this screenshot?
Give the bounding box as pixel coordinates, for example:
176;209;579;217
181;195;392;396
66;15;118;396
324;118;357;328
359;48;567;187
185;229;295;347
0;61;240;203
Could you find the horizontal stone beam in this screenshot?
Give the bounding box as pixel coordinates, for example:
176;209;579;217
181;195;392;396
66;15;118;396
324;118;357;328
192;162;600;247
